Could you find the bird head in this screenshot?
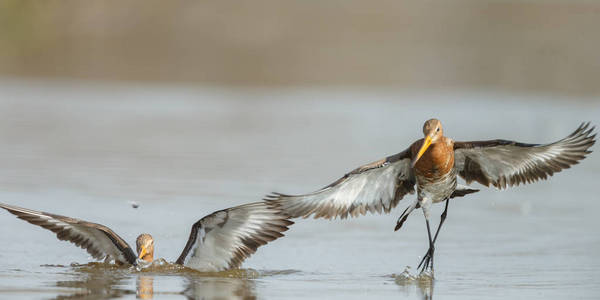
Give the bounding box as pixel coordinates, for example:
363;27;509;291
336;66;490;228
136;233;154;262
412;118;443;167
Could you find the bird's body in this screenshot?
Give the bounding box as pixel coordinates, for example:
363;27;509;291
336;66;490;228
412;136;457;208
0;202;293;272
266;119;595;273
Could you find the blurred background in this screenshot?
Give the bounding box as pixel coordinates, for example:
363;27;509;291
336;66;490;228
0;1;599;299
1;0;599;95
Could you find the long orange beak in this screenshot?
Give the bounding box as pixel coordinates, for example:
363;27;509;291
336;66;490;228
411;135;432;167
138;245;148;260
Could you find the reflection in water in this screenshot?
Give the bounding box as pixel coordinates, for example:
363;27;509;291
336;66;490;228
137;275;154;299
182;275;256;300
46;260;438;300
418;279;434;300
51;262;260;299
52;264;132;299
393;267;434;300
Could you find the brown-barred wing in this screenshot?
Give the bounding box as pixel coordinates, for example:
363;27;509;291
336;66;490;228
453;122;595;189
265;149;416;219
175;202;293;272
0;203;137;264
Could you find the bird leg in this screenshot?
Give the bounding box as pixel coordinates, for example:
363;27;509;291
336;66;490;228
418;198;450;273
433;198;450;243
419;218;435;273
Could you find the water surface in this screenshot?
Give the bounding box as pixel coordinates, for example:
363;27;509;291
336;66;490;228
0;79;598;299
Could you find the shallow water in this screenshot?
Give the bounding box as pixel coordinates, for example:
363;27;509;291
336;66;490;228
0;79;599;299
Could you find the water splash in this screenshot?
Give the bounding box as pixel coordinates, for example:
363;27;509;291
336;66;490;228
393;266;433;286
133;258;260;278
391;266;434;300
63;259;284;279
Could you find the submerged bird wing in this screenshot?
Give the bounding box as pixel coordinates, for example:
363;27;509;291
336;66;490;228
0;203;137;264
265;149;415;219
453;122;595;189
175;202;293;272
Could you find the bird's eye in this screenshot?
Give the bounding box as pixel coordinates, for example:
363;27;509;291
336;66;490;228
436;128;440;132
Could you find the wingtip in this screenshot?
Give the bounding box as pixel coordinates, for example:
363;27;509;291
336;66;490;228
579;122;596;136
263;192;286;201
0;202;15;210
0;202;36;216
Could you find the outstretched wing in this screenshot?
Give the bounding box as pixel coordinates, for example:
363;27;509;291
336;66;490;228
454;122;595;189
265;149;415;219
175;202;293;272
0;203;137;264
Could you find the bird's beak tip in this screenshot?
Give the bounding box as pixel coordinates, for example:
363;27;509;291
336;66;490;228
138;246;147;260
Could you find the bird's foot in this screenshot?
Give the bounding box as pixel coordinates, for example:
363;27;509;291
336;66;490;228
418;247;434;274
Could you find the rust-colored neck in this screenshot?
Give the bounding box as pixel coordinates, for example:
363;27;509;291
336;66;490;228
140;252;153;263
411;137;454;177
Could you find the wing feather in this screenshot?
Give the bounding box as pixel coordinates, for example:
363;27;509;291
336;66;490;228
175;202;293;272
454;122;595;189
265;149;414;219
0;203;137;264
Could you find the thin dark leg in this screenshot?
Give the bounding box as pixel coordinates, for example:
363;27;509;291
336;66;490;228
418;199;450;272
433;199;449;242
419;218;435;273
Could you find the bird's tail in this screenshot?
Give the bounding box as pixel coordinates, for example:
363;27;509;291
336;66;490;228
394;200;418;231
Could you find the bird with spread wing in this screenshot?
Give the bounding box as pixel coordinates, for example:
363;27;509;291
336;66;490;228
266;119;595;274
0;201;293;272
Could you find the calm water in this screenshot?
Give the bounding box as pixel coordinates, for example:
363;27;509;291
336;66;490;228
0;79;599;299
